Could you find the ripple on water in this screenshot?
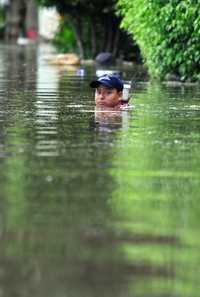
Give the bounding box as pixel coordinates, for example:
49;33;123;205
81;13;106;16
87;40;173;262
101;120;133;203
0;44;200;297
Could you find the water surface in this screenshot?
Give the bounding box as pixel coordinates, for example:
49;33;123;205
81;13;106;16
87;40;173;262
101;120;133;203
0;44;200;297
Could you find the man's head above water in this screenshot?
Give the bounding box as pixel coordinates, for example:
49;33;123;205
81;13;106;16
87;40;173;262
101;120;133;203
90;74;124;108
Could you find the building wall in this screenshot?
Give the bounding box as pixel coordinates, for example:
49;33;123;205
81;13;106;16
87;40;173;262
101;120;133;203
39;7;59;40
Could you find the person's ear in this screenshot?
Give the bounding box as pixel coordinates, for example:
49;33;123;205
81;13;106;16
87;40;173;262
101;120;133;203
118;91;123;100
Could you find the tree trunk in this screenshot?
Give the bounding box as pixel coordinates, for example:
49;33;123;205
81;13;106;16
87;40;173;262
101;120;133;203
25;0;38;33
5;0;22;40
65;15;85;59
90;17;97;58
5;0;38;40
105;16;113;53
112;29;120;58
101;15;107;52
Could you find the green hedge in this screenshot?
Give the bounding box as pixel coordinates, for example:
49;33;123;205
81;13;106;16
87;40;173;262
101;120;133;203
117;0;200;81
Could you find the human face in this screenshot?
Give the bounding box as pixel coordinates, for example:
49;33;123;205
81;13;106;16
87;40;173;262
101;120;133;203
95;85;122;108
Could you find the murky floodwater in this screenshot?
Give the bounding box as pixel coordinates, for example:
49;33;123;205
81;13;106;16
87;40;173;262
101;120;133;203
0;44;200;297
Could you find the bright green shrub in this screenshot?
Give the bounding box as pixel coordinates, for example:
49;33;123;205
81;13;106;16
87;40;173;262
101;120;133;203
117;0;200;81
53;20;76;53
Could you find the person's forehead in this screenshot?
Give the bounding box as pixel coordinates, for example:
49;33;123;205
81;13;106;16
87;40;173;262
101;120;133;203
96;85;115;91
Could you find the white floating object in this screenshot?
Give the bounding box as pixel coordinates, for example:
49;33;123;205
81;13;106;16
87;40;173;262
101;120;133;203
96;69;121;77
123;81;132;101
17;37;30;45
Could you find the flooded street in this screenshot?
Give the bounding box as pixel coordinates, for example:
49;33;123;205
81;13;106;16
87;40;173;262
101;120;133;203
0;44;200;297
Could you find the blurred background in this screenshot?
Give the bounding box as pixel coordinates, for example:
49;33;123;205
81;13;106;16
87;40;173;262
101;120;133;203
0;0;199;81
0;0;38;40
0;0;140;63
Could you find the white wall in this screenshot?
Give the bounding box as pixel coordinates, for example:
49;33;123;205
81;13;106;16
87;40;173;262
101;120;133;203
39;7;60;40
0;0;9;6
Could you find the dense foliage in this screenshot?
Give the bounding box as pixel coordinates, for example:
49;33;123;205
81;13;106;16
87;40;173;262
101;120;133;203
36;0;137;60
0;7;5;37
53;19;76;53
118;0;200;81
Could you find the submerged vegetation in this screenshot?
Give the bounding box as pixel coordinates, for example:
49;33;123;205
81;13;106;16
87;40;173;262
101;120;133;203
117;0;200;81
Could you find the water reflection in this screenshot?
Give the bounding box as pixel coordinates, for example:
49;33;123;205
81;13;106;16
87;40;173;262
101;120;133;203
95;107;123;131
0;44;200;297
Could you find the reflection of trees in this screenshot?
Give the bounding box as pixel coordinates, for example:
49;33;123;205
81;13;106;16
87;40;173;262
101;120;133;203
109;82;200;297
0;44;37;158
1;46;200;297
0;59;132;297
0;43;38;186
6;46;37;89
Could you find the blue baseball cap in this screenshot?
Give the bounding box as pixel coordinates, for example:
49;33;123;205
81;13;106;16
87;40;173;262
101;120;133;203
90;74;124;92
